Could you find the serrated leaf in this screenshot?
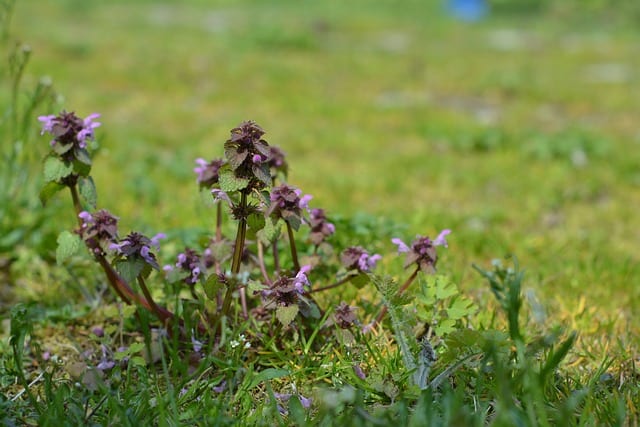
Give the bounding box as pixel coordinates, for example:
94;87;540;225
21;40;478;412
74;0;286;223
348;273;369;288
78;176;97;209
115;258;146;283
39;181;65;206
247;368;289;391
218;169;249;192
43;156;73;182
257;217;280;245
252;163;271;186
73;159;92;177
447;296;476;319
247;212;265;232
73;147;92;165
433;276;458;300
435;319;457;336
276;304;299;327
248;280;268;293
203;274;224;300
283;212;301;231
56;231;82;265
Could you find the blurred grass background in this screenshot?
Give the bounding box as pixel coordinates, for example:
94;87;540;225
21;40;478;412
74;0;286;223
5;0;639;338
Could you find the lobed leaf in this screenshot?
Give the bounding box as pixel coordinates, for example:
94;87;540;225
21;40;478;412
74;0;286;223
43;156;73;182
39;181;65;206
56;231;82;265
78;176;97;209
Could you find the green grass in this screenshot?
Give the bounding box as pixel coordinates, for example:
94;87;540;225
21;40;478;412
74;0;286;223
1;0;639;425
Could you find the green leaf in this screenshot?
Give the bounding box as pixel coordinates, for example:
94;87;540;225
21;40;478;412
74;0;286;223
115;258;146;283
73;159;92;177
218;168;249;192
257;217;281;245
203;274;224;300
434;319;457;336
248;280;268;293
73;147;92;165
288;396;307;424
78;176;97;209
39;181;65;206
56;231;82;265
43;156;73;182
447;296;476;320
348;273;370;288
283;212;301;231
276;304;299;327
247;368;289;391
247;212;266;232
252;163;271;186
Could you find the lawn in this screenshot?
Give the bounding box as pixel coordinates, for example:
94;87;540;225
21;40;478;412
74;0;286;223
1;0;639;425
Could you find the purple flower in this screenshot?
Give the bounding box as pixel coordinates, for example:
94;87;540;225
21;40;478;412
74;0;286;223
211;189;232;206
267;145;288;177
191;334;203;353
78;210;119;253
334;302;358;329
76;113;101;147
433;229;451;247
212;381;226;393
392;229;451;274
293;265;312;293
391;238;410;253
109;231;163;270
274;392;312;409
39;111;101;154
167;247;205;285
308;208;335;245
252;154;263;163
353;364;367;380
38;114;56;135
194;158;224;188
267;184;312;230
341;246;382;273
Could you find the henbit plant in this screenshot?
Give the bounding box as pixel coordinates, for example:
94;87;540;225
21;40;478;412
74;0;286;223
2;107;629;424
38;112;455;353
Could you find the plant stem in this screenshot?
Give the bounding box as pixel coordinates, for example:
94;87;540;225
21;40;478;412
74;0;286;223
221;190;248;318
137;276;171;326
69;183;83;227
257;241;272;285
286;221;300;272
272;240;280;274
215;202;222;242
308;274;355;294
374;266;420;326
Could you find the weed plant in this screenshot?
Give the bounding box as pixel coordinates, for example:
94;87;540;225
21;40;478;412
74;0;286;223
1;1;638;425
1;107;635;426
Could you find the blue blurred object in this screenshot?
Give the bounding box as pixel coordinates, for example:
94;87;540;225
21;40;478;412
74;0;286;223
447;0;488;21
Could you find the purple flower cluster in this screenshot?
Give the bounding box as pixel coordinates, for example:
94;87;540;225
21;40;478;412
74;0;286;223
266;145;288;177
333;302;358;329
163;247;205;285
265;265;312;307
78;210;119;254
109;231;165;270
224;120;272;189
194;158;225;188
308;208;335;245
340;246;382;273
391;229;451;273
267;184;312;230
38;111;101;151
